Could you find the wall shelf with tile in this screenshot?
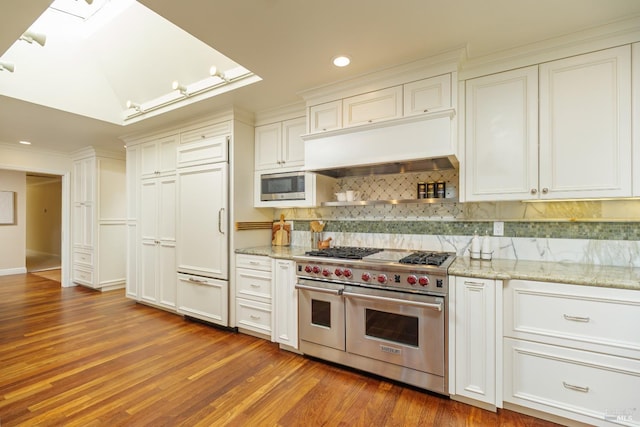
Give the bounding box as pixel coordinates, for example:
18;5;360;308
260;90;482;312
321;197;458;207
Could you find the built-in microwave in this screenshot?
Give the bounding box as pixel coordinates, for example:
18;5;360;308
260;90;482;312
260;171;306;201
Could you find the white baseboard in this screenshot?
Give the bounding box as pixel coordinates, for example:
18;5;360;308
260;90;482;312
0;267;28;276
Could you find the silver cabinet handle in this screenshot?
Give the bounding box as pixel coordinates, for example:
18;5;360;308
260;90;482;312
563;314;590;323
342;291;442;311
250;315;261;320
530;188;538;195
542;187;549;194
188;277;207;284
218;208;225;234
464;281;485;288
249;261;260;265
563;381;589;393
295;283;343;296
250;283;261;288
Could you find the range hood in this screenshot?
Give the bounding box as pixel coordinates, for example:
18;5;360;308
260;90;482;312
302;109;458;178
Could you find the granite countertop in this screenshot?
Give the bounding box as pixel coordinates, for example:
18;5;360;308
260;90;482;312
449;257;640;291
235;245;310;260
235;247;640;291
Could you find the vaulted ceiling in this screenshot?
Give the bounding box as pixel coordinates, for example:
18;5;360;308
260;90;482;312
1;0;640;154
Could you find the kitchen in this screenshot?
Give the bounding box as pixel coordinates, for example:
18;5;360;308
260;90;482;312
1;1;640;426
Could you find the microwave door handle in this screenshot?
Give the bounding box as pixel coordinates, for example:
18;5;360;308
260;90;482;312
342;291;442;311
295;283;343;296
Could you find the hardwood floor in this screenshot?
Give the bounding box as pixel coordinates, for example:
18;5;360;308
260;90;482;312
0;273;560;426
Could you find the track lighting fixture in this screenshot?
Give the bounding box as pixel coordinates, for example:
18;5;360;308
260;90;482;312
172;80;189;96
20;31;47;47
209;66;228;81
126;100;143;112
0;61;15;72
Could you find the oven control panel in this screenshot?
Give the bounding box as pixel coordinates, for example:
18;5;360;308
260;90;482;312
296;261;448;295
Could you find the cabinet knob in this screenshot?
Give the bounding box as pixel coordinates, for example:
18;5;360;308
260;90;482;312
530;188;538;195
542;187;549;194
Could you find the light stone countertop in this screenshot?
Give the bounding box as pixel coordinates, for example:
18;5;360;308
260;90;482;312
235;247;640;291
449;257;640;291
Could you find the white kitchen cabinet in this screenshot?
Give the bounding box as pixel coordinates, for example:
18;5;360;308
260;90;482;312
450;276;501;409
139;175;176;310
235;254;273;339
503;279;640;426
633;43;640;197
464;45;632;201
255;117;306;171
125;145;139;300
178;125;229;168
177;273;228;326
273;259;298;350
343;86;403;128
539;45;632;199
308;100;342;133
464;66;539;201
403;74;451;116
140;134;178;179
72;150;126;291
176;162;228;279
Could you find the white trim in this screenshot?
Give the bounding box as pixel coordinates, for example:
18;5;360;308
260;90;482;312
0;267;27;276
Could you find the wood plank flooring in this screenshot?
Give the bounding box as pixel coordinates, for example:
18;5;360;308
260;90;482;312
0;273;560;426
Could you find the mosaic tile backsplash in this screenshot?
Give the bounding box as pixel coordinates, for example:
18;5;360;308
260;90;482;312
272;171;640;267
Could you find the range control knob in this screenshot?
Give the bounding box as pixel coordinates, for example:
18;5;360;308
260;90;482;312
304;265;312;273
322;268;331;277
377;274;388;284
312;266;321;274
334;268;343;277
361;272;371;282
418;276;430;287
343;269;353;278
407;275;418;285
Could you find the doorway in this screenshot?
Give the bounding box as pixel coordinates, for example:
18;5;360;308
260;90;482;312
26;174;62;282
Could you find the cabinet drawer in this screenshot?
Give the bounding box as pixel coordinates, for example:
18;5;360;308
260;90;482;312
73;249;94;267
236;254;272;272
236;268;272;302
177;274;228;326
505;280;640;354
504;338;640;425
73;267;94;286
236;298;272;336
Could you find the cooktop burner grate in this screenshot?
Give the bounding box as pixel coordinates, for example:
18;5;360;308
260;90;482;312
399;252;450;266
304;247;383;260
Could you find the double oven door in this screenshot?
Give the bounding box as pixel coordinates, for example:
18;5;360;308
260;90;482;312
297;278;446;377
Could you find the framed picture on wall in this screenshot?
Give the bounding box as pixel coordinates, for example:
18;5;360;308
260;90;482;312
0;191;16;225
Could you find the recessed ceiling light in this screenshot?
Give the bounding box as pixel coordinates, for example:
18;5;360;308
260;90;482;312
332;56;351;67
19;140;31;145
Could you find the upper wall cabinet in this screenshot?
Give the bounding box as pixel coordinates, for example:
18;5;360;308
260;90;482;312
465;66;539;201
404;74;452;116
255;117;306;171
342;86;403;128
464;45;632;201
539;45;631;199
140;134;178;179
309;101;342;133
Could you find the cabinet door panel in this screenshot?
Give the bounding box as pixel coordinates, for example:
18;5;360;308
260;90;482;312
309;100;342;133
404;74;451;116
343;86;403;128
465;66;538;201
177;163;228;279
539;45;631;198
140;180;158;241
281;117;306;168
255;123;282;170
140;239;157;303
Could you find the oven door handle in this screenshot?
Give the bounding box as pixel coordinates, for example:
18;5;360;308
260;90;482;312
342;291;442;311
295;283;343;296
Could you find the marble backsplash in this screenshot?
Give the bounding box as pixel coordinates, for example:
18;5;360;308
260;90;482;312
291;229;640;268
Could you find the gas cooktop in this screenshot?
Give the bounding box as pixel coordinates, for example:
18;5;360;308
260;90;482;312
301;247;455;268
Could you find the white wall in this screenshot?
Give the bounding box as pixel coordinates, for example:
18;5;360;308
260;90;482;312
27;177;62;256
0;170;26;275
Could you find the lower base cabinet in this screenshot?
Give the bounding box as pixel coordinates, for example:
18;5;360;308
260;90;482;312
503;279;640;426
273;259;298;349
177;273;228;326
235;254;273;338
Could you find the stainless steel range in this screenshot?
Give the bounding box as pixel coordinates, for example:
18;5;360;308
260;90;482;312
293;246;455;395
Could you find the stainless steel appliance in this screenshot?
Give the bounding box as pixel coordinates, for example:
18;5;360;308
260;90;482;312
294;247;455;395
259;171;306;201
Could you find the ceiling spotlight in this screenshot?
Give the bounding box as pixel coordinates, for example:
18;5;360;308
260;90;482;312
172;81;188;96
85;0;94;4
0;61;15;72
126;100;143;112
19;140;32;145
20;31;46;47
332;55;351;67
209;66;228;81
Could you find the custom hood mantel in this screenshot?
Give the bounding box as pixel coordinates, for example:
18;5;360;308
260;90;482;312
302;109;458;178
